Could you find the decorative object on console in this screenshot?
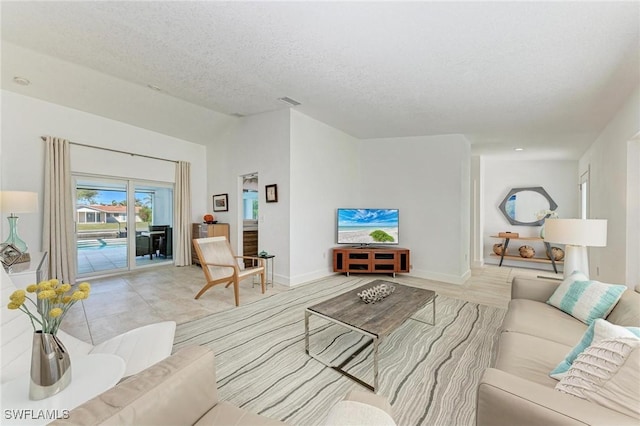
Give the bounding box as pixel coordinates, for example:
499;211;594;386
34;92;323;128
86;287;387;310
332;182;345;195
0;243;23;269
266;184;278;203
0;191;38;256
212;193;228;212
498;187;557;226
537;208;559;238
357;282;396;304
203;214;216;224
493;243;506;256
543;218;607;278
7;279;91;399
547;246;565;261
518;245;535;258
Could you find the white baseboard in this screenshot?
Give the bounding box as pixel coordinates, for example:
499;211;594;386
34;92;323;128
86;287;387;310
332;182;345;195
409;268;471;285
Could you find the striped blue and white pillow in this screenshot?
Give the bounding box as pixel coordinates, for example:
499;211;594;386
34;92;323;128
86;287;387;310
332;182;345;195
547;271;627;325
550;318;640;380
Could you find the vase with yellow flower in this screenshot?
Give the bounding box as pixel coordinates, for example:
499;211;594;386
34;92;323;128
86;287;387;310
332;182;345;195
7;279;90;400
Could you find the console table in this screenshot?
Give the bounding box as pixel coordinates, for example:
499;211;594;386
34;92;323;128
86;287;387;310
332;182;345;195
333;247;410;277
490;235;562;273
6;252;48;288
1;354;125;425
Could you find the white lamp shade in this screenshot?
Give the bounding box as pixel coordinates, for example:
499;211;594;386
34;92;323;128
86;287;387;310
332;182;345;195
0;191;38;214
543;218;607;247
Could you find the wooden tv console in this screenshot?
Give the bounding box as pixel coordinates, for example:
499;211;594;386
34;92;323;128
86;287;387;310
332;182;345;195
333;247;410;277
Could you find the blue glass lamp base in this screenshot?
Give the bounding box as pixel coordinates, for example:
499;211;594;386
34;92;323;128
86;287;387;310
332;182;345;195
4;215;28;253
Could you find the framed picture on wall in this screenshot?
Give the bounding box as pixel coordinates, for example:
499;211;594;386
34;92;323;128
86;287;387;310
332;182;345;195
265;184;278;203
213;193;229;212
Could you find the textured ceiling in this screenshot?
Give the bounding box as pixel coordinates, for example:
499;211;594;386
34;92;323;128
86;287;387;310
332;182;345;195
1;1;639;158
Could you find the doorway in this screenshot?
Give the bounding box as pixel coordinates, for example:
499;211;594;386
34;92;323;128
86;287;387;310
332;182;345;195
580;167;590;219
241;173;259;267
74;175;174;277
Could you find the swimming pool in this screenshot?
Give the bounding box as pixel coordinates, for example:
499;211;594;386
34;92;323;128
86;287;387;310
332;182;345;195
77;238;127;250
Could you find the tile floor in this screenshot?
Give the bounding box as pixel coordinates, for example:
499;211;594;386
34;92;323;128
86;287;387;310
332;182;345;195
61;263;559;345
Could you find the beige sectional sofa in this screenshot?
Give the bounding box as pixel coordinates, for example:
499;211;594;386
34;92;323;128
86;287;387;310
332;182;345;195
477;276;640;426
51;345;395;425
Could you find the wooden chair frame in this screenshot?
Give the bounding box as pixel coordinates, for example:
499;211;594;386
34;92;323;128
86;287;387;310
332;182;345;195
193;236;266;306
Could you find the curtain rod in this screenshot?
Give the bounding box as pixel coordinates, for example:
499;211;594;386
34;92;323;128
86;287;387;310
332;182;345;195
41;136;178;164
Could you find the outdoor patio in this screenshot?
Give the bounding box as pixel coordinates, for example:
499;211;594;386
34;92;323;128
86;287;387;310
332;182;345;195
78;238;170;276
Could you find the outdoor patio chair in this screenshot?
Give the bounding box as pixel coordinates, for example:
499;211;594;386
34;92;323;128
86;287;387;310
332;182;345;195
192;236;265;306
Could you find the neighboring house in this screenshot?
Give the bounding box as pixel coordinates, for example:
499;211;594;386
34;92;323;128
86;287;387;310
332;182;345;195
76;205;142;224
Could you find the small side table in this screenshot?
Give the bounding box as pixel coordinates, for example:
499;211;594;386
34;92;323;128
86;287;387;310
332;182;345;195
1;354;125;425
253;254;275;288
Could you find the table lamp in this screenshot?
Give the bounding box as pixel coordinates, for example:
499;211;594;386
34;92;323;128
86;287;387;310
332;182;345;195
0;191;38;253
543;218;607;279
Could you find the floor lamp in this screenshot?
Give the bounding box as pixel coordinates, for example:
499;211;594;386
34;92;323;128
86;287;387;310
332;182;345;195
543;218;607;279
0;191;38;253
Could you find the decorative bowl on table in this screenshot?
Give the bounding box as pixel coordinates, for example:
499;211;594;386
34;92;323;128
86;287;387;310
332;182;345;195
357;283;395;304
518;245;535;258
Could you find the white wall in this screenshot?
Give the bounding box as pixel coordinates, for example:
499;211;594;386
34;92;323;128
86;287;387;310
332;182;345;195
0;90;208;253
359;135;471;284
289;110;360;285
579;86;640;285
481;159;578;271
208;109;292;283
628;136;640;288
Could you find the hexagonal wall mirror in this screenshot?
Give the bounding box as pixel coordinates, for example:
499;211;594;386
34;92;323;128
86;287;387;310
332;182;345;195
498;186;557;226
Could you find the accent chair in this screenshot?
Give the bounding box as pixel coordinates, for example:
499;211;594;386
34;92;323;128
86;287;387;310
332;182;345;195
192;236;265;306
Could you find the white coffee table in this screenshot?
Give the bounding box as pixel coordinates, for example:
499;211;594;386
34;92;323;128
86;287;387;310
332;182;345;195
1;354;125;425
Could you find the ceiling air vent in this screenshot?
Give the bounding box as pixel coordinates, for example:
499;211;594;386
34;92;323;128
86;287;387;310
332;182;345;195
278;97;301;106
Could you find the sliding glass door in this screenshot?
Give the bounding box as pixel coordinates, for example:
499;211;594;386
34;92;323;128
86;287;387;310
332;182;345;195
75;175;173;278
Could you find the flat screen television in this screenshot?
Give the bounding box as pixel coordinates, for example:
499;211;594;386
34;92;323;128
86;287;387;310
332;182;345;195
337;208;399;245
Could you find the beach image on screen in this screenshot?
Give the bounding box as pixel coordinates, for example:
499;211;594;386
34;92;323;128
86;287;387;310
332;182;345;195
337;209;399;244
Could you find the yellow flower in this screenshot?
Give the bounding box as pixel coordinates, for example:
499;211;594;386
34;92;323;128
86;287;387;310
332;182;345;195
37;290;56;300
49;308;63;318
38;281;53;291
7;301;23;309
70;291;85;301
7;280;91;334
56;284;72;294
9;290;26;301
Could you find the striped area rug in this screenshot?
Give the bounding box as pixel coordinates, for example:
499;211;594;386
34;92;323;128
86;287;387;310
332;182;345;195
173;275;506;426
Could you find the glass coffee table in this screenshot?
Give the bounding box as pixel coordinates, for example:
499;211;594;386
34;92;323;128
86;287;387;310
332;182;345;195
304;280;436;392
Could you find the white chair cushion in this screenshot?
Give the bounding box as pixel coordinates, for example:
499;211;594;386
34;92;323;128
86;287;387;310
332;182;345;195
91;321;176;377
323;400;396;426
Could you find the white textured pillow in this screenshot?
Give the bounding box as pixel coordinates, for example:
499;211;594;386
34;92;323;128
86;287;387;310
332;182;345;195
547;271;627;325
555;337;640;419
550;319;640;380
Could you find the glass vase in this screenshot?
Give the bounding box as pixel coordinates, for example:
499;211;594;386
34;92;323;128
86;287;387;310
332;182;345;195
29;331;72;400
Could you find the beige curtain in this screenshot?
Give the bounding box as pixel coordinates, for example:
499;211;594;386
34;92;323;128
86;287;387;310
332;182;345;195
174;161;192;266
42;136;76;284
